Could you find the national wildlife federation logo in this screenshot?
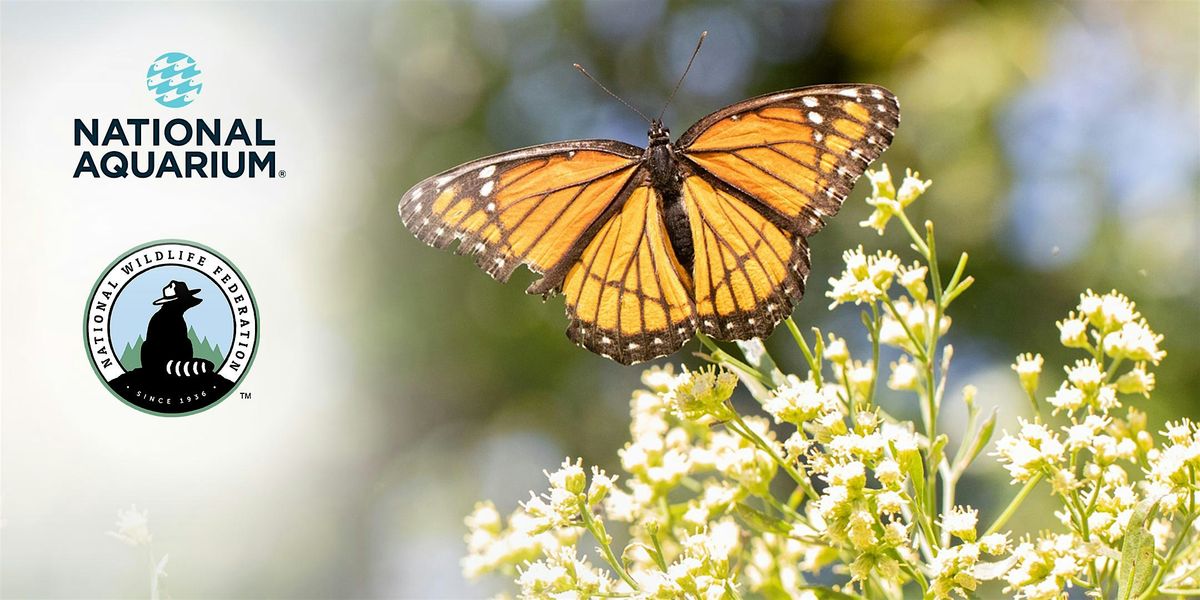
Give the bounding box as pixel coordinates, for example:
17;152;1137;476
84;241;258;416
146;52;202;108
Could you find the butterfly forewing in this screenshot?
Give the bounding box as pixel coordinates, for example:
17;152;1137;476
678;84;900;237
398;140;642;290
562;182;697;365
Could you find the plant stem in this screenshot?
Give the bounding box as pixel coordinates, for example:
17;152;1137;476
728;412;818;501
648;528;669;571
865;304;882;408
785;317;822;385
579;497;639;590
881;295;929;363
984;473;1044;537
696;333;771;387
895;210;929;256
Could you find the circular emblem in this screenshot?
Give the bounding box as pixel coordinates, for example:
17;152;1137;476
146;52;203;108
84;240;258;416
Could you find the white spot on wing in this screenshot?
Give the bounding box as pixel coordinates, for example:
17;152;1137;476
838;89;859;98
802;96;818;107
480;180;495;197
808;111;824;124
435;175;453;188
486;202;496;212
478;165;496;178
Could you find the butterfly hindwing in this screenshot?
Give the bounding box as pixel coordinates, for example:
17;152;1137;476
681;173;811;341
398;140;641;291
678;83;900;237
562;181;697;365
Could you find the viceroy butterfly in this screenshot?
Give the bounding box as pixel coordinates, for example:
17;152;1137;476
398;34;899;364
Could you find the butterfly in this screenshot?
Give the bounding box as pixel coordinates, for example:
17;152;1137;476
398;41;899;365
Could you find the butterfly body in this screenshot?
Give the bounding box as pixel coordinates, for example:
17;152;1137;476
645;121;696;272
399;84;900;364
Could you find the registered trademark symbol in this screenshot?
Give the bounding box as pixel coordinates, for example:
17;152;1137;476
278;170;287;178
240;391;253;399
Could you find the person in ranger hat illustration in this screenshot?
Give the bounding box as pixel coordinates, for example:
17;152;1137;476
140;280;213;377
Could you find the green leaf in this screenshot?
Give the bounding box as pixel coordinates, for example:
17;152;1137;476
954;409;997;476
736;339;786;388
930;434;949;471
734;502;791;535
897;443;925;500
734;340;783;403
1118;496;1162;600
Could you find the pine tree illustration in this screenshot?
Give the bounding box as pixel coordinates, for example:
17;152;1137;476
188;327;226;365
119;336;144;370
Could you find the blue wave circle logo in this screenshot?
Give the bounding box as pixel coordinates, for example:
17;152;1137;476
146;52;203;108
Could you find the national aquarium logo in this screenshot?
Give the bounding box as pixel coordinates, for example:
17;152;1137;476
72;51;282;179
146;52;203;108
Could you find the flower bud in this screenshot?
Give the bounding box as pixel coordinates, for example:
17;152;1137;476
1057;314;1089;349
896;169;932;207
825;335;850;365
942;506;978;542
1011;353;1043;397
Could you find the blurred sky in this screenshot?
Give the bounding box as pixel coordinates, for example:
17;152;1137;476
2;1;1197;598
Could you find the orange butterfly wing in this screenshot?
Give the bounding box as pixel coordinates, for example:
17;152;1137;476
680;84;900;237
561;181;697;364
676;84;899;340
398;141;641;292
681;171;810;340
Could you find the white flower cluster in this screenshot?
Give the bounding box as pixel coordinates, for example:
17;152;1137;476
462;166;1194;599
1004;533;1090;599
108;504;153;547
859;164;932;235
989;289;1190;598
826;246;901;308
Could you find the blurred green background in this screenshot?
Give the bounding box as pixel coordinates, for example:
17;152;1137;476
357;0;1197;596
2;0;1195;598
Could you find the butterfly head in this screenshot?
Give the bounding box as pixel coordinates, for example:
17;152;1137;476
648;120;671;146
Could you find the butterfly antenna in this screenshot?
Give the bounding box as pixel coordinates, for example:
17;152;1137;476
657;31;707;121
573;63;651;124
